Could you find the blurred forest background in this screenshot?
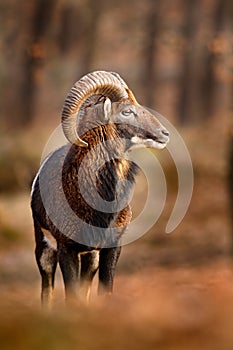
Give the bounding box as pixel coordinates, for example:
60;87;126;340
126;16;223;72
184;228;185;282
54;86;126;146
0;0;233;349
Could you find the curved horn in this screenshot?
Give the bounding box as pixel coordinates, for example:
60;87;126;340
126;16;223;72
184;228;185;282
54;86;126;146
110;72;138;105
62;70;137;146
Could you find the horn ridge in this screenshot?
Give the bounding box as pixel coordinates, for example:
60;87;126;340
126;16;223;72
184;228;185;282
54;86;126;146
61;71;137;146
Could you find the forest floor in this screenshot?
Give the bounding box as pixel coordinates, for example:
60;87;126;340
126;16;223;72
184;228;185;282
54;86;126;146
0;121;232;350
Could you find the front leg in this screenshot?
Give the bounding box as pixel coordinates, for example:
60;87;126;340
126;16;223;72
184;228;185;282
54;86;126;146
80;250;99;302
98;247;121;295
58;244;79;301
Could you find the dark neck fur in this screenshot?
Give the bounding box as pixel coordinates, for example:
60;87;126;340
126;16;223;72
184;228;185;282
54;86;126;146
62;124;138;228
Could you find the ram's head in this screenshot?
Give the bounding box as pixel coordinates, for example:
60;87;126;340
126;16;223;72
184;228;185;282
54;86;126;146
62;71;169;151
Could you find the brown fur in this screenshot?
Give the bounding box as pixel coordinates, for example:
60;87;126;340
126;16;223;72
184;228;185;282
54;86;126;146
31;97;168;305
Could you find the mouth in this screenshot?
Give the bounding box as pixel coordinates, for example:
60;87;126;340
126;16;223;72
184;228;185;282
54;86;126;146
143;138;168;149
130;134;169;150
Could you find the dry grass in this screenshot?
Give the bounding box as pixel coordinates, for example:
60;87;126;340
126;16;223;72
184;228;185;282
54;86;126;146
1;262;233;350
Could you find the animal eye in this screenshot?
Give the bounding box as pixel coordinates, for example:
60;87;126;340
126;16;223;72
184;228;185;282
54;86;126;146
121;109;134;117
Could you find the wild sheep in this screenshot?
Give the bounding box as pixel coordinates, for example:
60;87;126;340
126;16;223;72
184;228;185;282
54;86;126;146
31;70;169;306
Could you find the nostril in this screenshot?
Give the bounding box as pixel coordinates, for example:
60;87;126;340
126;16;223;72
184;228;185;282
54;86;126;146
162;129;169;137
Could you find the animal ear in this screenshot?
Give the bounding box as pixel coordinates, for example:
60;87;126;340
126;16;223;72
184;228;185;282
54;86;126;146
103;97;112;120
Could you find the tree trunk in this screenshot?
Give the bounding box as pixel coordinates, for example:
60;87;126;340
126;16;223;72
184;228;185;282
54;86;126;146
229;133;233;231
178;0;203;124
81;0;103;74
203;0;230;118
19;0;56;125
227;2;233;249
141;0;160;107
